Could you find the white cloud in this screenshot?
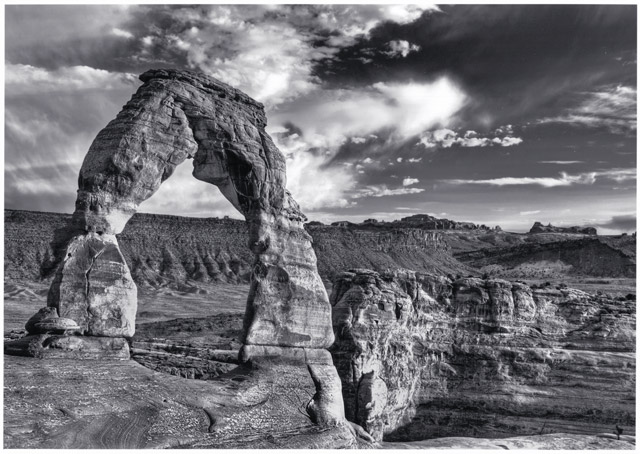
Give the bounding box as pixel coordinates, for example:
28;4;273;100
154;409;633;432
497;136;523;147
519;210;541;216
494;124;514;135
351;137;367;144
418;128;524;149
271;77;467;152
377;4;439;23
407;157;423;163
181;16;329;106
539;161;584;165
402;177;419;186
352;185;425;199
445;168;636;187
384;40;421;58
139;162;243;219
111;27;134;39
538;84;637;134
272;132;356;210
316;4;439;46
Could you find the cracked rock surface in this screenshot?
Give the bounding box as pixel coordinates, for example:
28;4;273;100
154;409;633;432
330;269;635;442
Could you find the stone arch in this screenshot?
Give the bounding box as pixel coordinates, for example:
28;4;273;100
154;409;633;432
16;69;346;426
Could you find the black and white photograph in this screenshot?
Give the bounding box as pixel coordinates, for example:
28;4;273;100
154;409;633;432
3;2;637;450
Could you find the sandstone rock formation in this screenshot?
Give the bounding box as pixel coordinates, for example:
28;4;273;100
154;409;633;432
330;269;635;441
530;221;597;235
9;69;346;429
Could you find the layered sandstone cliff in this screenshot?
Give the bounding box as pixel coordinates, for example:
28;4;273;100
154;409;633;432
330;269;635;441
8;210;635;292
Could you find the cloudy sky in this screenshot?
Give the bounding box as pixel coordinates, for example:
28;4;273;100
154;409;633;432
5;4;637;233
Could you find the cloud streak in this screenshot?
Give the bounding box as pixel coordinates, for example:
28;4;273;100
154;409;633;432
352;185;425;199
445;168;636;187
538;84;637;134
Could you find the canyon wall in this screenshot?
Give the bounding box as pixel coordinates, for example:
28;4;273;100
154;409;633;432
10;210;634;290
330;269;635;441
457;237;636;278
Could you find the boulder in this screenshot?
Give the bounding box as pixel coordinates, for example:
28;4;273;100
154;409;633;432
32;318;80;334
25;307;59;334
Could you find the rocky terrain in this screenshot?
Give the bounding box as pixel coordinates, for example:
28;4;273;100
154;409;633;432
5;273;635;448
456;234;636;279
330;269;636;442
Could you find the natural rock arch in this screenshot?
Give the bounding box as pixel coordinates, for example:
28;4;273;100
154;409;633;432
15;69;347;427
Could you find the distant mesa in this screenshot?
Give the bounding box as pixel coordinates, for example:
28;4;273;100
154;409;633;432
328;214;499;231
530;221;597;235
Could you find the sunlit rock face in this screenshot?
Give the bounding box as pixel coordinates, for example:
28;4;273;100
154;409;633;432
330;269;636;441
47;233;136;337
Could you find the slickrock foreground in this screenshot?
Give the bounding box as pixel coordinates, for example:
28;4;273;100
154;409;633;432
330;269;635;442
3;356;360;449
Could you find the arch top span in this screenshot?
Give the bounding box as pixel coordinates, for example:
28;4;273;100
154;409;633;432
74;68;289;235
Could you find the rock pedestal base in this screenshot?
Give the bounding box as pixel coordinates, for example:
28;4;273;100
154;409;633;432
4;335;130;360
240;344;347;427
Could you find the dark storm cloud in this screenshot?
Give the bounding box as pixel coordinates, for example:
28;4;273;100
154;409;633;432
316;4;636;129
596;214;637;232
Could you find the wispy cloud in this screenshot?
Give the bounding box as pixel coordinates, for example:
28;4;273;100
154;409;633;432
519;210;541;216
111;27;134;39
352;185;425;199
538;84;637;134
538;160;584;165
445;168;636;187
5;63;138;96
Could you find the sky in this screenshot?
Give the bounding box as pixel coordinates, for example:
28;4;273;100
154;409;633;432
4;4;637;233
